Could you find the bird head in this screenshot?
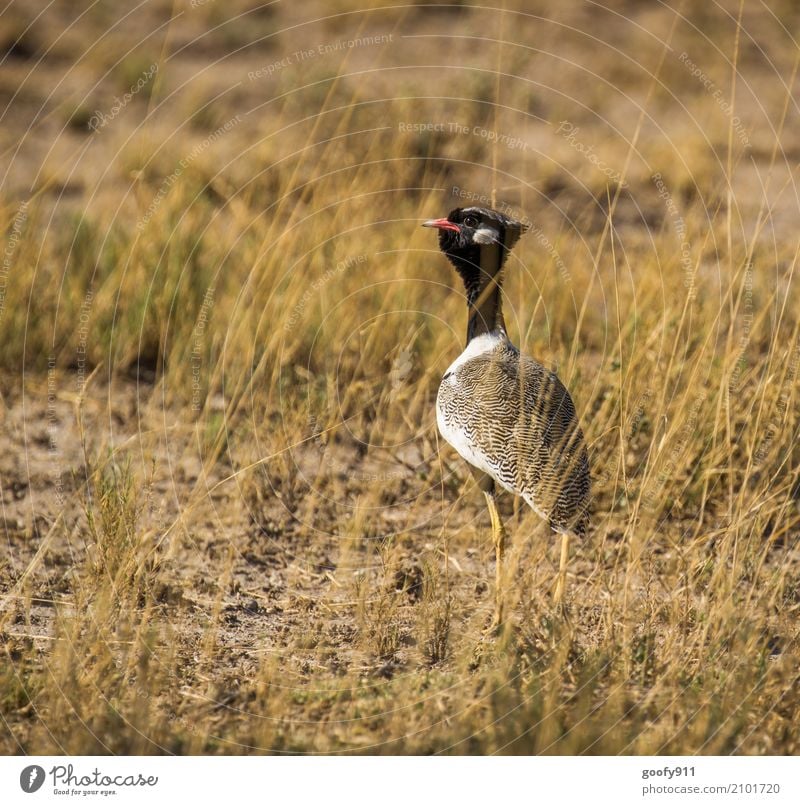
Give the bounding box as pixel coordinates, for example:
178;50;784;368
422;206;527;289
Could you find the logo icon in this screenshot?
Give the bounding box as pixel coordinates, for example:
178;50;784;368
19;765;45;793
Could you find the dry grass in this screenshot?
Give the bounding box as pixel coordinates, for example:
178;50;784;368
1;0;800;755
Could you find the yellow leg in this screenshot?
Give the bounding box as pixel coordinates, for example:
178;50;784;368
553;530;570;605
483;491;507;628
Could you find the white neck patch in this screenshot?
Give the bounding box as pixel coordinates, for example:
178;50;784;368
473;225;500;245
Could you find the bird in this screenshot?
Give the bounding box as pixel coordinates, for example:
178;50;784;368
422;205;590;625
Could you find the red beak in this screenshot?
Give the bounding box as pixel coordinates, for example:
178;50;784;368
422;217;460;233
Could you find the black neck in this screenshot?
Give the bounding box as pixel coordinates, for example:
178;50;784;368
442;230;509;346
465;240;506;345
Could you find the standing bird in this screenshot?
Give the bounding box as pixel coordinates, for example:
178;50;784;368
423;206;590;625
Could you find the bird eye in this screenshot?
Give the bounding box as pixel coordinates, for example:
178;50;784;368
463;215;479;228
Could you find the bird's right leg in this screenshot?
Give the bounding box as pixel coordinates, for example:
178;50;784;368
553;529;570;606
483;490;507;628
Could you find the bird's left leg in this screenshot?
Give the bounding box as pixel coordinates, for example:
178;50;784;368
483;490;507;628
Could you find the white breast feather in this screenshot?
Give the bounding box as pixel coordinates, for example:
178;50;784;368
435;332;554;522
436;332;506;480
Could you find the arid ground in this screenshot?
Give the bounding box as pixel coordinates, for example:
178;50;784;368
1;0;800;754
